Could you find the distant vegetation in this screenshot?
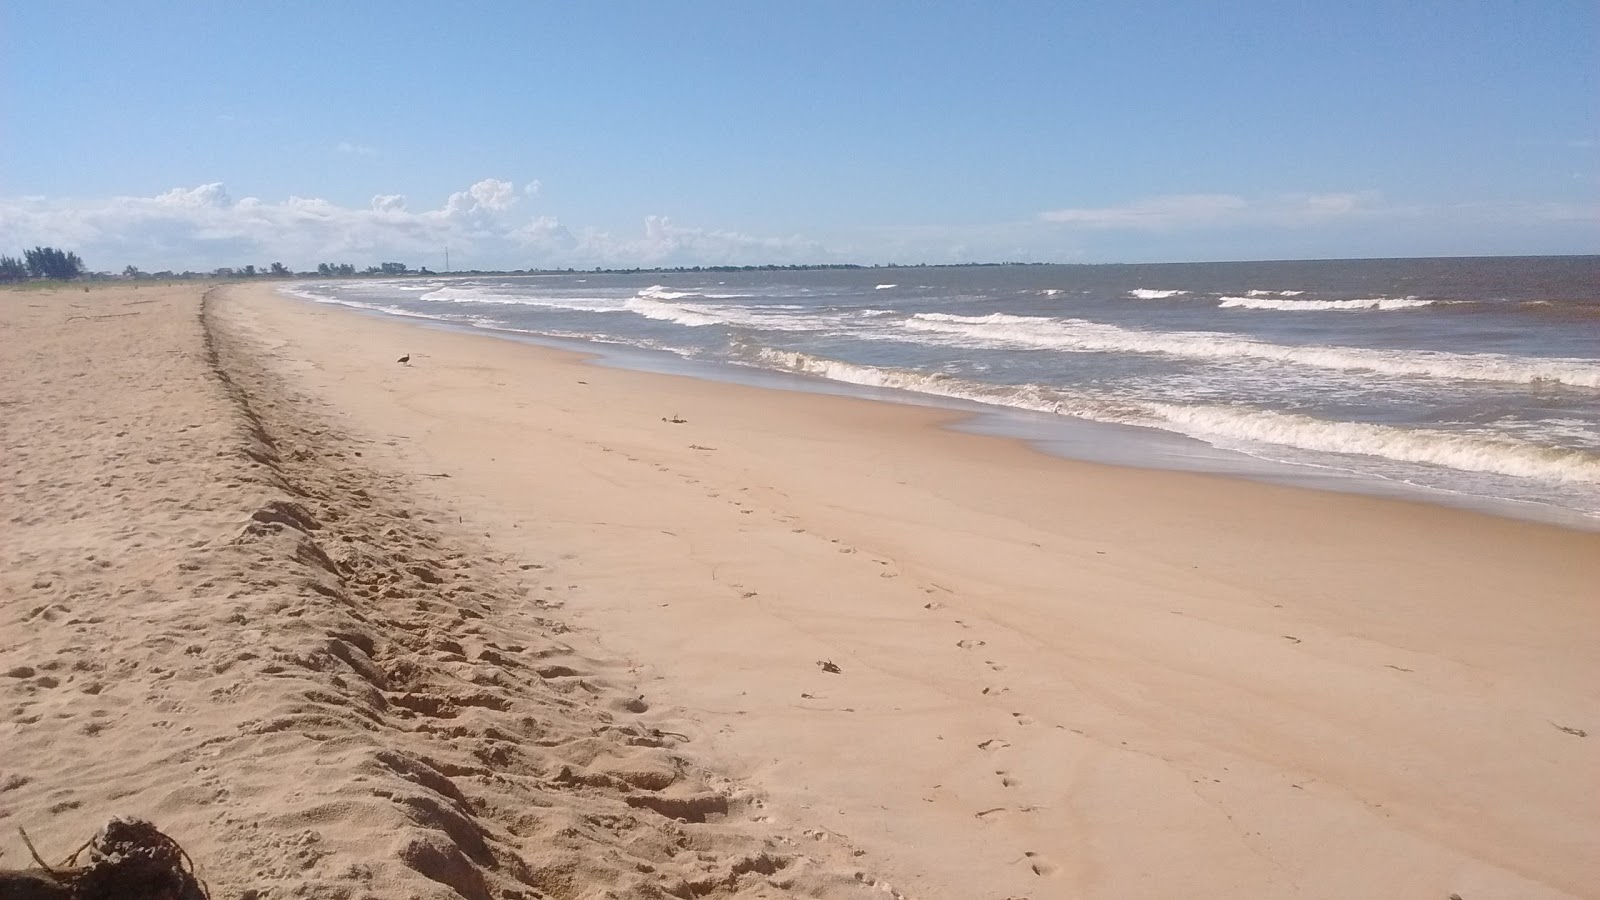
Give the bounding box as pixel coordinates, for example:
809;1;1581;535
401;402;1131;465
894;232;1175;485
0;246;85;282
3;248;1054;287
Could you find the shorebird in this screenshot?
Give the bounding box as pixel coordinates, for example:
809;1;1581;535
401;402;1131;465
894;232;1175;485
396;354;411;365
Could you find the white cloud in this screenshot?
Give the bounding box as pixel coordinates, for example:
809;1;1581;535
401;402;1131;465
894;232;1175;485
5;179;1586;272
153;182;233;208
0;179;836;271
1041;194;1248;228
1040;192;1381;230
442;178;519;218
334;141;377;156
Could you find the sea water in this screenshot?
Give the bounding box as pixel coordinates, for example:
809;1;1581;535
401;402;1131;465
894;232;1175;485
283;256;1600;528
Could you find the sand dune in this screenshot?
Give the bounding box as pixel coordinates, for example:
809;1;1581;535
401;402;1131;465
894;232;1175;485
1;284;886;898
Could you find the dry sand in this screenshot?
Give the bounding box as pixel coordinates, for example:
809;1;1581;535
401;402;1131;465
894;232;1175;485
1;284;886;899
5;282;1597;900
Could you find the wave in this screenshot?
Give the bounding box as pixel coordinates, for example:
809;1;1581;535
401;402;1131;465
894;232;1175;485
1244;289;1304;297
1147;404;1600;484
279;287;472;323
624;294;728;327
623;290;860;332
1218;295;1435;311
638;285;697;301
750;348;1600;485
416;286;627;313
751;349;1081;415
875;283;898;290
904;313;1600;388
1127;289;1187;299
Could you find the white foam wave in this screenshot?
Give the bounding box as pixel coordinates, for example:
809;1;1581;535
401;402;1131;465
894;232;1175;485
875;283;898;290
751;347;1600;485
624;290;856;331
280;286;336;304
904;313;1600;388
1244;289;1305;297
419;287;503;302
278;287;466;323
639;285;696;300
1218;295;1434;311
625;295;727;327
1147;404;1600;484
1040;289;1065;296
418;286;626;313
1128;289;1187;299
752;349;1083;416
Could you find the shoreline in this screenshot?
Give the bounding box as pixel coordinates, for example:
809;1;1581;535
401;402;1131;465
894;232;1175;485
277;285;1600;533
217;282;1599;898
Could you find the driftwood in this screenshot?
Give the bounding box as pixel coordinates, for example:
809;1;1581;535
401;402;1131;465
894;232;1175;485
0;818;209;900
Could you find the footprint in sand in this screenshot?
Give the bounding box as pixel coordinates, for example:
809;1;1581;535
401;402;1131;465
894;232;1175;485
955;639;986;650
977;738;1010;751
1011;712;1035;726
1023;851;1059;876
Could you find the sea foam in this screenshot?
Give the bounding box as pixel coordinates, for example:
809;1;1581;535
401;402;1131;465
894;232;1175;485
752;348;1600;484
1219;295;1434;311
904;313;1600;387
624;289;859;332
1147;404;1600;484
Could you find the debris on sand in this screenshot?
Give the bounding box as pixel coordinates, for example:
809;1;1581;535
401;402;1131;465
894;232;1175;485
1;818;210;900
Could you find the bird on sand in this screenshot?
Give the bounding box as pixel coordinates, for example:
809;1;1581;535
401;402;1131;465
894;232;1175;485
397;354;411;365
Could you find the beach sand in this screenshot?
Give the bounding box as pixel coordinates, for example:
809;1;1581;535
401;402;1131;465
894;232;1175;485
1;284;885;898
5;282;1597;899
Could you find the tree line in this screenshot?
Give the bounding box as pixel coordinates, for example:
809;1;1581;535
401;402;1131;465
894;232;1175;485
0;246;86;282
1;246;437;283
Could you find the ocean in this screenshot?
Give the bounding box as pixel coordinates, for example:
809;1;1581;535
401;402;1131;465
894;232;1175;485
282;256;1600;528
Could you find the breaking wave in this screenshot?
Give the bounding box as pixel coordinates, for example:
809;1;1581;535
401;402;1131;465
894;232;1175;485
624;288;860;332
624;294;729;327
1219;295;1435;311
751;349;1600;484
904;313;1600;387
417;286;627;312
1148;404;1600;484
1127;289;1187;299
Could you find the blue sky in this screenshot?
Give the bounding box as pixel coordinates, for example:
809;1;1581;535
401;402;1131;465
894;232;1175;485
2;1;1595;270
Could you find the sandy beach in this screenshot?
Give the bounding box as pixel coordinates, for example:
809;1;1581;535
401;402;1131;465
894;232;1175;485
5;281;1598;899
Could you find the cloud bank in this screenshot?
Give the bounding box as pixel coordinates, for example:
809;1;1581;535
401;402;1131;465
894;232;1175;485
1038;192;1379;229
0;178;832;272
2;180;1591;272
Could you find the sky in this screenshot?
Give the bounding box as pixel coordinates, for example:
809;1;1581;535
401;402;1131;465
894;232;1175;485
2;1;1595;271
